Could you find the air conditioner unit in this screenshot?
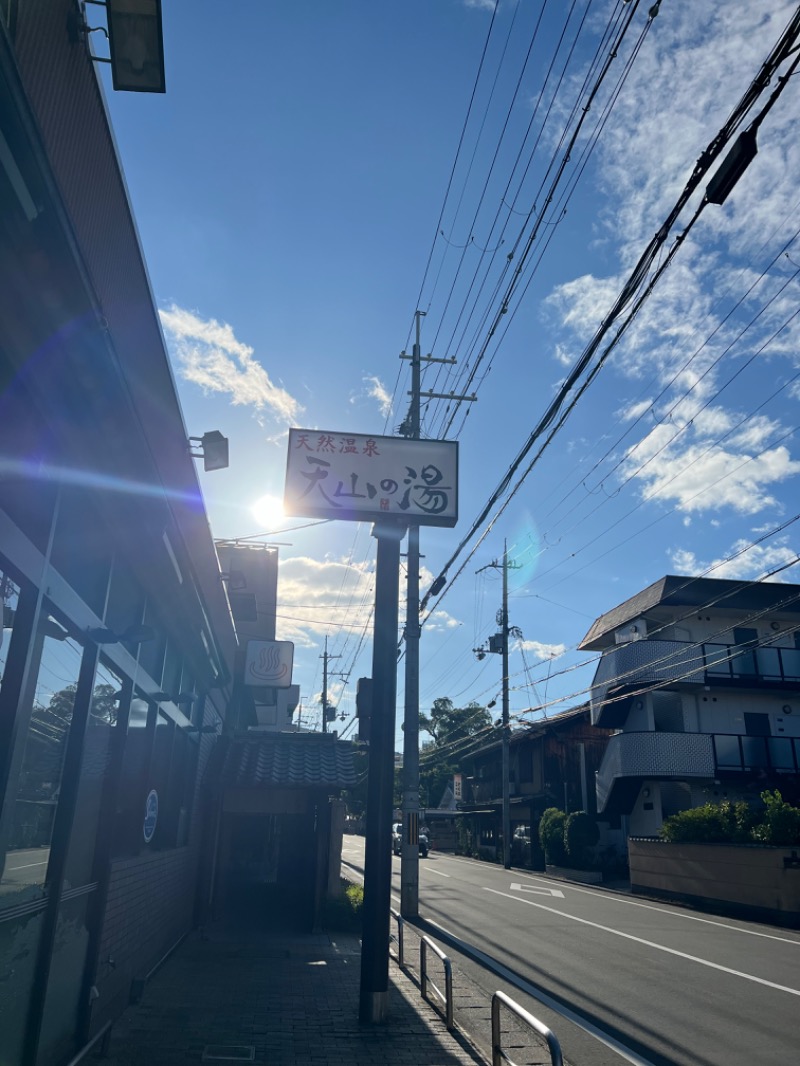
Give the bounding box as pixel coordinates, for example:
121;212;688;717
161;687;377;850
614;618;647;644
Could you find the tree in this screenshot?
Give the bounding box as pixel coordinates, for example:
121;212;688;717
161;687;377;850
418;698;491;810
419;697;491;748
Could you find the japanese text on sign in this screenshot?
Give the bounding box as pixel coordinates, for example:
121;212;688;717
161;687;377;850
284;429;458;528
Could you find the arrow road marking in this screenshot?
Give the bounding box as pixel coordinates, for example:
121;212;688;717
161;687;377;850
510;882;564;898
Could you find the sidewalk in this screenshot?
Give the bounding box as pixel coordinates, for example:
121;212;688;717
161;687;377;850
100;920;487;1066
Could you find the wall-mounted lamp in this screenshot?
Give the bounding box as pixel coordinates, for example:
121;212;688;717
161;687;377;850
771;621;782;631
88;623;155;646
189;431;229;472
642;787;651;798
69;0;166;93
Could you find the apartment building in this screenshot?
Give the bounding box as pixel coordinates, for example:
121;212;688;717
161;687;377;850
581;575;800;838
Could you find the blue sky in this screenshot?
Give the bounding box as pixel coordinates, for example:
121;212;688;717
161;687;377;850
98;0;800;745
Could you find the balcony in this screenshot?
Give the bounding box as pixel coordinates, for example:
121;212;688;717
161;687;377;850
590;640;800;726
596;731;714;813
596;731;800;814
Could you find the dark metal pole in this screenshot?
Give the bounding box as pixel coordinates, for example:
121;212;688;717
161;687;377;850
502;540;511;870
401;311;422;918
359;522;404;1024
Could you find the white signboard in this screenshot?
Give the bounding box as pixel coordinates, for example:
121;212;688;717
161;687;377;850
284;429;458;527
244;639;294;688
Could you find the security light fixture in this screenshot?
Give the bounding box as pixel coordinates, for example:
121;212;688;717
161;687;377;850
106;0;166;93
190;431;229;472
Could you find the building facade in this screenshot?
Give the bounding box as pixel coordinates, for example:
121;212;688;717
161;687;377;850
455;705;614;866
582;575;800;839
0;4;238;1063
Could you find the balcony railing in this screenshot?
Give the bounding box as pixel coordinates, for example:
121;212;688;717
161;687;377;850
596;731;713;813
589;640;800;725
596;730;800;813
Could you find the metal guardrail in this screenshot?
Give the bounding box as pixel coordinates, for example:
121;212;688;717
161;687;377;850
420;934;454;1030
390;908;405;967
64;1021;112;1066
491;991;563;1066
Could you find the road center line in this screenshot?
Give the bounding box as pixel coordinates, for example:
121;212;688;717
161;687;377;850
424;866;450;877
484;887;800;997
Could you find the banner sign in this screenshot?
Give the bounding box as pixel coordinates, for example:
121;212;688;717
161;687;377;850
284;429;458;527
244;639;294;688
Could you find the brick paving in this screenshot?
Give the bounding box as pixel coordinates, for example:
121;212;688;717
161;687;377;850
101;922;487;1066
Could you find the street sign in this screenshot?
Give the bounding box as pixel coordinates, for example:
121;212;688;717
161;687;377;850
244;640;294;688
284;429;458;527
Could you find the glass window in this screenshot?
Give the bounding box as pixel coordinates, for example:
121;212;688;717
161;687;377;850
104;558;145;651
0;569;21;689
36;892;92;1066
147;711;174;848
112;694;151;857
0;608;83;909
63;661;123;889
161;640;182;699
0;909;47;1066
137;600;165;683
713;734;742;769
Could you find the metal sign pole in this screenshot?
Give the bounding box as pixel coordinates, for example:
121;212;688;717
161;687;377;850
359;522;404;1024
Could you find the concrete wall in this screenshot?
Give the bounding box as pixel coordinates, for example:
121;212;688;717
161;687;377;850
629;839;800;926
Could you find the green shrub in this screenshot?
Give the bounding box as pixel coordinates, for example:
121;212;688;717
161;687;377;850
752;790;800;846
539;807;567;865
321;878;363;932
660;792;800;846
564;811;600;868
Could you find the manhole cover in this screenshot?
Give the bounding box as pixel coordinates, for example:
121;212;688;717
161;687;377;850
202;1046;255;1061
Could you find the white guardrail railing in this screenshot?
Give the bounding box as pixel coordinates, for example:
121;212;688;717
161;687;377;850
491;990;563;1066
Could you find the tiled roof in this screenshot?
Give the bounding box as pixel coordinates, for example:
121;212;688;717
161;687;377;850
220;733;357;789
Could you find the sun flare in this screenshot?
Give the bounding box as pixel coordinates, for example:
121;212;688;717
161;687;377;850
250;494;286;531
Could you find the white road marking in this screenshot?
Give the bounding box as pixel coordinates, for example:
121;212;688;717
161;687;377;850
427;917;660;1066
424;866;451;878
484;887;800;997
510;882;564;898
512;873;800;946
7;860;48;871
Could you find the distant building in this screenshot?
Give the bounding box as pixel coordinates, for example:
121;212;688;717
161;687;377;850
455;705;614;866
581;575;800;840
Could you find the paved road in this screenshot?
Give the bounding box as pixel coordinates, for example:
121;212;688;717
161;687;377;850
341;835;800;1066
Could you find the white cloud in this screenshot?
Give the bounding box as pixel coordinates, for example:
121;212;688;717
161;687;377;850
351;375;393;419
463;0;496;11
636;442;800;514
159;304;301;423
669;537;800;582
517;639;566;661
427;610;462;631
541;2;800;520
276;554;374;646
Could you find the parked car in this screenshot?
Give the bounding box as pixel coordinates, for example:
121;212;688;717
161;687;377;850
392;822;429;857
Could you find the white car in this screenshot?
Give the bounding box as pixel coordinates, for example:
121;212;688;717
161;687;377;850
392;822;428;856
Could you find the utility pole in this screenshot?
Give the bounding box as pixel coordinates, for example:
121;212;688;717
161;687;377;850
475;541;520;870
399;313;473;918
320;636;341;734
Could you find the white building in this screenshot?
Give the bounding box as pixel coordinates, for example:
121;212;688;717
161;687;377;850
581;576;800;838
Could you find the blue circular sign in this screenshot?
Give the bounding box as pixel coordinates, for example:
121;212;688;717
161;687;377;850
143;789;158;843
